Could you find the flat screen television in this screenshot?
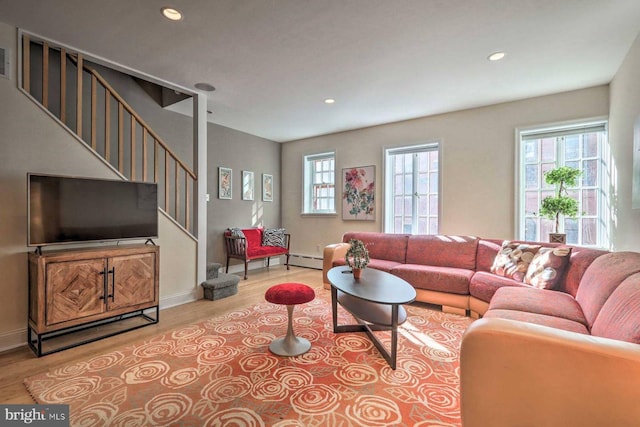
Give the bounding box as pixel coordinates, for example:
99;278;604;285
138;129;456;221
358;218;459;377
28;173;158;247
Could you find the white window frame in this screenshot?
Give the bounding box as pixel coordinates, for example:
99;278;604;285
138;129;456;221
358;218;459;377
383;142;441;234
302;151;336;215
515;118;610;248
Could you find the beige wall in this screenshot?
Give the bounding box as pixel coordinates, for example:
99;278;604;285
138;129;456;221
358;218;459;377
282;86;610;256
0;23;196;351
609;32;640;252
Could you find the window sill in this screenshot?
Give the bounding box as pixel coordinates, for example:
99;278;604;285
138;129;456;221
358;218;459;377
300;212;337;218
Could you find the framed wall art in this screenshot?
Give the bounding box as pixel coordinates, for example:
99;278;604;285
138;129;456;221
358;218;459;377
242;170;255;201
342;165;375;220
262;173;273;202
218;167;232;200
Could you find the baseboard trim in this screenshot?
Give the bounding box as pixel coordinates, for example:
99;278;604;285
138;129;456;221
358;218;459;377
289;253;323;270
0;328;26;353
159;289;200;310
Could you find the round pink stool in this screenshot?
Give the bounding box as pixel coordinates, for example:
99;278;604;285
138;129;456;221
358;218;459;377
265;283;315;356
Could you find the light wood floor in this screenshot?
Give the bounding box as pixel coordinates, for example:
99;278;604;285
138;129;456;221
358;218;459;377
0;266;325;404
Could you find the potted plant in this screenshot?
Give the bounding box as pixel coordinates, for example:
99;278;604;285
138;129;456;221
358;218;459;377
345;238;370;279
539;166;582;243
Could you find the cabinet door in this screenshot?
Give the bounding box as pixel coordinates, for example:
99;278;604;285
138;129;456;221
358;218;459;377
46;258;106;325
109;252;156;311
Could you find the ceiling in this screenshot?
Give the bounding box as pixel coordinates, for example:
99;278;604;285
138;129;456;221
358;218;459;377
1;0;640;143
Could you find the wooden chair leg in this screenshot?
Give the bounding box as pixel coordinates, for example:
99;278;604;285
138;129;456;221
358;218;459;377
286;254;290;270
267;257;271;267
244;261;248;280
226;256;230;273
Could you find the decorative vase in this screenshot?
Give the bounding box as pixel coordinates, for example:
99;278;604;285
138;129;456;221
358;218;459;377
549;233;566;244
352;268;362;280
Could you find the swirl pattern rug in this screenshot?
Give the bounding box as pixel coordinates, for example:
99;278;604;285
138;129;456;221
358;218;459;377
25;289;472;427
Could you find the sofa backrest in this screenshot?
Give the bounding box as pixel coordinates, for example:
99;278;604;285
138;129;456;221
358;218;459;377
342;232;409;264
590;272;640;343
242;228;264;249
476;238;607;297
406;235;478;269
575;251;640;328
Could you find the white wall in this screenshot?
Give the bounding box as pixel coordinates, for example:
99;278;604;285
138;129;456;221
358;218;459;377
282;86;610;256
0;23;197;351
609;32;640;252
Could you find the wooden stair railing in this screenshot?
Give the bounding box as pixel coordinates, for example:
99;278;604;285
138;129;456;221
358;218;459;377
21;34;196;235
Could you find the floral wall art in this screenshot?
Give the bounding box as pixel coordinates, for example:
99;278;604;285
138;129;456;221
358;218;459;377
262;173;273;202
218;167;232;200
342;165;375;220
242;170;255;201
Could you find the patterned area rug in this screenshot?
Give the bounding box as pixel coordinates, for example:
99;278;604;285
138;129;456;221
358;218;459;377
25;288;472;427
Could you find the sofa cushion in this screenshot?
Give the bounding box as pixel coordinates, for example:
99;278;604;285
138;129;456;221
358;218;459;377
490;241;540;281
391;264;473;295
406;235;478;270
575;252;640;327
483;309;590;335
262;228;286;247
488;286;588;326
342;232;409;264
590;273;640;343
247;245;288;259
524;246;572;290
242;228;263;249
469;271;527;303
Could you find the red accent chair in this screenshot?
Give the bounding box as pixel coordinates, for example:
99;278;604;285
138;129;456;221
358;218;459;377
224;228;290;279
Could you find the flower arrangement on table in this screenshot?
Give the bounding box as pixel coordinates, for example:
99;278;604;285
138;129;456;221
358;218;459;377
345;238;370;279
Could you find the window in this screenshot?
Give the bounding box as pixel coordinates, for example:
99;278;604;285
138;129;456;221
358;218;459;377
303;151;335;214
518;121;609;247
384;143;440;234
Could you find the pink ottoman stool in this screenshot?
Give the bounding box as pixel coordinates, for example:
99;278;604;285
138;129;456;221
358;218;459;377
265;283;315;356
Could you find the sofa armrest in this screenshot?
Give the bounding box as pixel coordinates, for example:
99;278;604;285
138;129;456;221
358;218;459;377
224;235;247;257
460;318;640;427
322;243;350;289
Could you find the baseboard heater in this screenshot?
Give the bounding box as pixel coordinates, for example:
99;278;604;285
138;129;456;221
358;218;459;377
289;254;323;270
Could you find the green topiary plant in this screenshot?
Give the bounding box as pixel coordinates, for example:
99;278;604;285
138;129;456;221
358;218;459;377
539;166;582;234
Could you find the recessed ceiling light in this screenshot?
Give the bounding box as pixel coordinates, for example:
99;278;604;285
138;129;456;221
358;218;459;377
324;98;336;104
194;82;216;92
161;7;183;21
488;51;506;61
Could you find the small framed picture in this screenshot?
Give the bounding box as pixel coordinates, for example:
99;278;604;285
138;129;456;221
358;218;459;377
218;167;232;200
262;173;273;202
242;170;254;201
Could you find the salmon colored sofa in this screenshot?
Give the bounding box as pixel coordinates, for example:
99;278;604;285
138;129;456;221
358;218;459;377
322;232;607;317
323;232;640;425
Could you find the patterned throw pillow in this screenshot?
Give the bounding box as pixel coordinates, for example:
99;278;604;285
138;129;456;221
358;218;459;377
491;241;541;282
524;246;572;290
227;227;245;238
262;228;286;247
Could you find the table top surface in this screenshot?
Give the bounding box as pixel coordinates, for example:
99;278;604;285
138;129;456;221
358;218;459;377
327;266;416;305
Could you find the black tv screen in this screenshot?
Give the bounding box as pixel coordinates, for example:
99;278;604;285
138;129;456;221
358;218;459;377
28;174;158;247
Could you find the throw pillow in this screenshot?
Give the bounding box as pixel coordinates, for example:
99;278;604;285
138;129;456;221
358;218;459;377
263;228;286;247
524;246;572;290
491;241;541;282
227;227;245;238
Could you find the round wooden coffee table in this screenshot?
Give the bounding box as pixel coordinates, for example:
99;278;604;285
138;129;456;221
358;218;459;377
327;266;416;369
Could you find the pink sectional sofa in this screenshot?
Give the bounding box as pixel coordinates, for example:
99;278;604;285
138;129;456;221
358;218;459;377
323;232;609;317
324;231;640;424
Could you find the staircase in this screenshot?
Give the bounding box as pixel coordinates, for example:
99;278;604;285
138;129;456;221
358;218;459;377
20;33;196;235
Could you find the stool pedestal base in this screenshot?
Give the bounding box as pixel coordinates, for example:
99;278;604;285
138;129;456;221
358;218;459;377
268;304;311;356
